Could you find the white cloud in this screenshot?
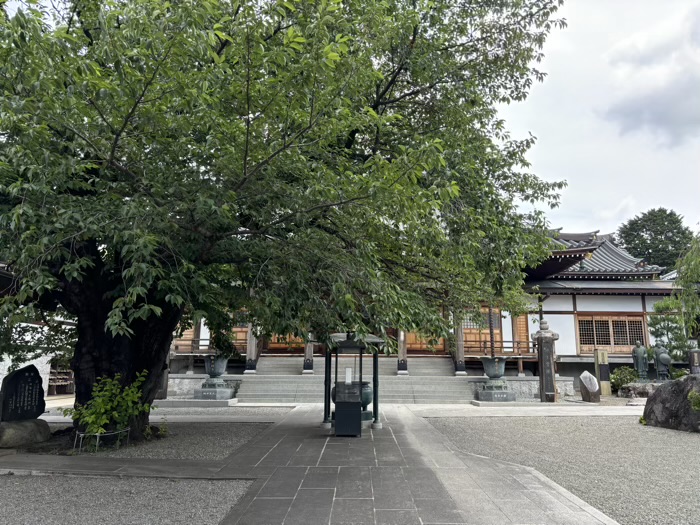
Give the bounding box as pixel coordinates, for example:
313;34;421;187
500;0;700;235
605;5;700;146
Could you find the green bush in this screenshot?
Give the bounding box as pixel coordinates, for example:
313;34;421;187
610;366;639;392
62;371;151;435
670;367;689;380
689;391;700;412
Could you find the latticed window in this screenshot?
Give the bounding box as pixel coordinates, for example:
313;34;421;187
578;319;595;345
462;310;501;330
577;315;647;354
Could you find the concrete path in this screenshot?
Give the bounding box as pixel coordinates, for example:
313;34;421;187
1;404;620;525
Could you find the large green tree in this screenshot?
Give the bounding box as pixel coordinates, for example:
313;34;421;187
671;234;700;340
616;208;693;269
0;0;565;434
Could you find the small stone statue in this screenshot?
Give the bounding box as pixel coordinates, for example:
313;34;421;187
632;341;648;380
653;342;672;381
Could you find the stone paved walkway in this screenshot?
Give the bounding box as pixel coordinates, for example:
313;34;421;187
0;405;620;525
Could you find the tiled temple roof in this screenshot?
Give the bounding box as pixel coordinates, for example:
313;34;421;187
528;279;675;295
550;231;664;280
525;230;666;282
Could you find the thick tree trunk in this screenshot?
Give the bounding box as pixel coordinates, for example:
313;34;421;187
70;302;182;440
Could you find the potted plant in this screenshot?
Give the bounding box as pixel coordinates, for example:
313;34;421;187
205;331;239;378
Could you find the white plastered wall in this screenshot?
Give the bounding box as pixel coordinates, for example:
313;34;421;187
645;296;666;312
501;311;513;342
543;314;578;356
541;294;573;311
576;295;643;313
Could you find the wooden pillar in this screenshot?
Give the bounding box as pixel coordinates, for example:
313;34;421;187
397;330;409;375
454;317;466;376
244;324;258;374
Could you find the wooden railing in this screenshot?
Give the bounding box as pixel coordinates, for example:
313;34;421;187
171;337;215;354
463;340;536;356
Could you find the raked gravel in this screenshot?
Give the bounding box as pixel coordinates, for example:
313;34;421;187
97;422;270;460
429;416;700;525
0;475;250;525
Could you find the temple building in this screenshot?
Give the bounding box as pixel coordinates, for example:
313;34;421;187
168;231;677;399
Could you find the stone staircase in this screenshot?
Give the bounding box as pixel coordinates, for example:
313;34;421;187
237;355;476;404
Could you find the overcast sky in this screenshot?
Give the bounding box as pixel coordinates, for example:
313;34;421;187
501;0;700;235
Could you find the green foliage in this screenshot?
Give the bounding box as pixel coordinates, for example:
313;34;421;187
616;208;693;269
0;306;76;370
0;0;566;404
62;371;151;434
673;235;700;339
670;367;689;380
639;416;646;425
689;390;700;412
210;330;239;359
648;298;690;361
610;366;639;392
158;418;169;438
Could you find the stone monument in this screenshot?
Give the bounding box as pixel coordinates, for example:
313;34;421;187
0;365;51;448
579;371;600;403
532;320;558;403
632;341;649;381
594;348;611;396
653;342;672;381
689;349;700;375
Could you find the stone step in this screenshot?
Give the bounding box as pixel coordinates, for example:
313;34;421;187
255;355;457;377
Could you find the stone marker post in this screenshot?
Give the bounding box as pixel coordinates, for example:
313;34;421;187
532;320;558;403
453;318;466;376
244;324;258;374
594;349;612;396
690;349;700;375
303;334;314;374
397;330;409;375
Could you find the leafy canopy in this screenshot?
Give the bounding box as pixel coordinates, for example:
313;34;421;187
671;234;700;339
616;208;693;269
0;0;565;359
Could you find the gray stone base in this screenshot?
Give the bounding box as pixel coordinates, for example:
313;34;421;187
193;388;234;400
476;379;517;402
476;389;517;402
153;399;235;408
0;419;51;448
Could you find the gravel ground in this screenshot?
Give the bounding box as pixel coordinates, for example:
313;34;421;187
0;475;250;525
97;422;270;460
429;416;700;525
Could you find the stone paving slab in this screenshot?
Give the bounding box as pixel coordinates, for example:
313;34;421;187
1;404;621;525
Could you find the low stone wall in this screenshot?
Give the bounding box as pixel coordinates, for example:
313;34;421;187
167;373;574;400
167;374;242;398
465;377;575;399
